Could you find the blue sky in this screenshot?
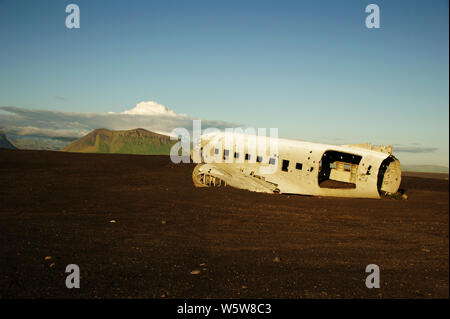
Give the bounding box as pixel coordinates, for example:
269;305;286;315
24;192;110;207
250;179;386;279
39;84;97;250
0;0;448;166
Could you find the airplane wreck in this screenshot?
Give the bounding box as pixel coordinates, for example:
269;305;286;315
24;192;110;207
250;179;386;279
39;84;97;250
191;132;401;199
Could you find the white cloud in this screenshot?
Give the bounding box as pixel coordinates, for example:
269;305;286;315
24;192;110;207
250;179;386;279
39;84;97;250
120;101;186;117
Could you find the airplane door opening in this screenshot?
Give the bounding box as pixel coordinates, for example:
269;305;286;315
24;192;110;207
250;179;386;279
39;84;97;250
318;151;362;189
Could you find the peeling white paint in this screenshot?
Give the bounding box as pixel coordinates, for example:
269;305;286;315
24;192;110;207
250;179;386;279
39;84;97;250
192;132;401;199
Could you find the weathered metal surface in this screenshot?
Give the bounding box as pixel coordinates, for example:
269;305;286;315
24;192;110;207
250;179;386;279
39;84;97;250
192;132;401;199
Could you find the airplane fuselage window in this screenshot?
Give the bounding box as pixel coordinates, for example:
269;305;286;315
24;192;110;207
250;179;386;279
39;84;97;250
282;160;290;172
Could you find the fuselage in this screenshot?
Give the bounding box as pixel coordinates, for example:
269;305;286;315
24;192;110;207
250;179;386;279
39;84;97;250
194;132;401;198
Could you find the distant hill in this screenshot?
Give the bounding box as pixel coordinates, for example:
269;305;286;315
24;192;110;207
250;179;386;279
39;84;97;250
7;135;72;151
62;128;176;155
402;165;449;173
0;132;17;150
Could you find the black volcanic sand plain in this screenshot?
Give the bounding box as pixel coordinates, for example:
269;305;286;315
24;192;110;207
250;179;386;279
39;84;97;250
0;149;448;298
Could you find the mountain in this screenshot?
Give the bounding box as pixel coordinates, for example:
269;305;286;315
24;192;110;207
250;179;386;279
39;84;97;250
6;135;72;151
62;128;176;155
0;132;17;149
402;165;449;174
